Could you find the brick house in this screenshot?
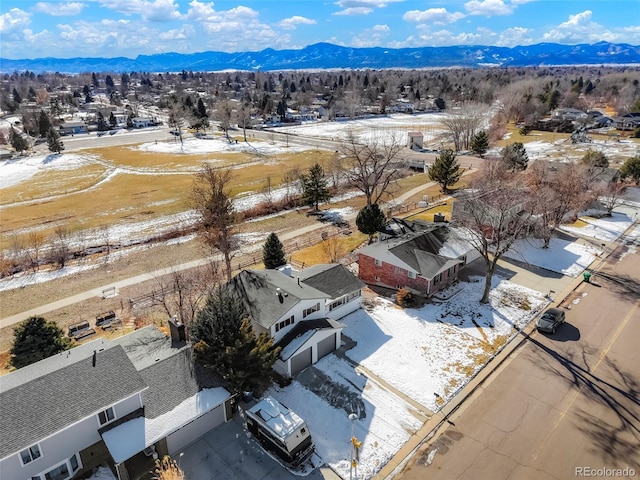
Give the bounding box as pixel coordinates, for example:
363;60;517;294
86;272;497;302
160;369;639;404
357;223;479;296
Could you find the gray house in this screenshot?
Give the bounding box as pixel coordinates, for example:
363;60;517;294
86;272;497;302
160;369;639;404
228;264;365;377
0;323;232;480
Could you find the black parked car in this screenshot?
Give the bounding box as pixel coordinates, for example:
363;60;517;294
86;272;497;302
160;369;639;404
536;308;566;333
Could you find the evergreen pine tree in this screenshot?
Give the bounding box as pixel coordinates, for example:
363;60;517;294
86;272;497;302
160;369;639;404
46;126;64;154
38;110;51;138
428;149;462;193
620;155;640;185
301;163;330;210
10;316;72;369
470;130;489;156
262;233;286;269
501;142;528;171
356;204;386;243
192;288;280;396
10;127;29;153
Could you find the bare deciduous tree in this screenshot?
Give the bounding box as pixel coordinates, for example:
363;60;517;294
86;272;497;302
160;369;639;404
192;165;238;280
216;100;234;140
152;264;220;328
453;171;535;303
528;161;590;248
340;129;404;207
49;225;72;269
25;232;44;272
322;234;346;263
441;102;489;151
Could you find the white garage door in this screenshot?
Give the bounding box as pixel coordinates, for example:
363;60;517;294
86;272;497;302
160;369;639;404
290;347;313;376
166;404;225;454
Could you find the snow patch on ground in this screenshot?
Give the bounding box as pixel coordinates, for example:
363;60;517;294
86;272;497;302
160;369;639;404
559;212;634;243
504;237;600;277
0;153;99;188
135;136;313;155
270;277;545;478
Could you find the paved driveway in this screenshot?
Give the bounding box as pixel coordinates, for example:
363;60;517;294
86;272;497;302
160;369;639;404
178;413;340;480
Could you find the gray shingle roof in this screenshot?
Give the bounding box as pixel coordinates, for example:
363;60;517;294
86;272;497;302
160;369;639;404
113;326;224;419
229;269;329;329
297;264;365;299
0;340;147;459
360;227;465;279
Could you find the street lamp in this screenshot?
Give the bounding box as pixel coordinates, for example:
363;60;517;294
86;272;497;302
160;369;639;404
349;413;358;480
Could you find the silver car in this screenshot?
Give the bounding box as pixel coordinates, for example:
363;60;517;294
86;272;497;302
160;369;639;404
536;308;566;333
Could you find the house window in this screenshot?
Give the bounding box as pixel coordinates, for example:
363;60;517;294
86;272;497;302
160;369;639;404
408;271;416;279
374;258;382;267
395;266;402;274
329;297;345;311
98;407;115;426
69;454;79;472
434;273;442;284
303;303;320;318
44;462;69;480
20;444;41;465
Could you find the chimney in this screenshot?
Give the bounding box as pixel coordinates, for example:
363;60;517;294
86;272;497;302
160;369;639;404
169;316;186;345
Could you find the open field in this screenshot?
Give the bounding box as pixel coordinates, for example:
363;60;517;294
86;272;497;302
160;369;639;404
0;139;334;250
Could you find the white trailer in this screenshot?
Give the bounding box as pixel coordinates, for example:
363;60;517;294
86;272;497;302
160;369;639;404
245;396;315;466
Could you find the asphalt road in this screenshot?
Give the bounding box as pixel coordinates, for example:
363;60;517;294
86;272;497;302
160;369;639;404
396;235;640;479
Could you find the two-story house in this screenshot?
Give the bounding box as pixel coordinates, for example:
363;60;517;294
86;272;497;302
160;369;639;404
228;264;365;377
358;223;479;297
0;322;232;480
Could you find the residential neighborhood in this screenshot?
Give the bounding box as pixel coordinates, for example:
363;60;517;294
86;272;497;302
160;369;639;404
1;58;640;480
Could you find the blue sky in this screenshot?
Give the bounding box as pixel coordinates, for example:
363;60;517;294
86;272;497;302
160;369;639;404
1;0;639;59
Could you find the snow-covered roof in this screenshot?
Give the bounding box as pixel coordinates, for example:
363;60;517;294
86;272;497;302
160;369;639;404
102;387;230;463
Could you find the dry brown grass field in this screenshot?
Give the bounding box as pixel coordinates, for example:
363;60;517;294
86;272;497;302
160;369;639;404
0;142;334;250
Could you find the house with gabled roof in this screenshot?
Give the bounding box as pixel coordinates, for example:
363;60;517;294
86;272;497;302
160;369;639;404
358;222;479;297
0;322;232;480
228;264;365;377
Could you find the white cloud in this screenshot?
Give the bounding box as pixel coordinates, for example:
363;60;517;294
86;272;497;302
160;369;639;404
333;0;403;16
497;26;533;46
335;0;403;7
403;8;465;25
333;7;373;16
541;10;603;43
158;24;195;41
278;15;317;30
464;0;513;16
0;8;31;37
351;24;391;47
33;2;86;16
97;0;181;22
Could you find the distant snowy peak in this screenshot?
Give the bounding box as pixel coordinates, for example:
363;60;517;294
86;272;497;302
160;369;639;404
2;42;639;73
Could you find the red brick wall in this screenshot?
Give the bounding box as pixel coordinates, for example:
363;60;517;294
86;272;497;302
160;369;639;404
358;254;429;292
358;253;459;296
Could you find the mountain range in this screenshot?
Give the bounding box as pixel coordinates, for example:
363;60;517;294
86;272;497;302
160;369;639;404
2;41;639;74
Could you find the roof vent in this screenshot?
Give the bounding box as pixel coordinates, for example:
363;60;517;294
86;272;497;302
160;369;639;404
92;350;97;367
